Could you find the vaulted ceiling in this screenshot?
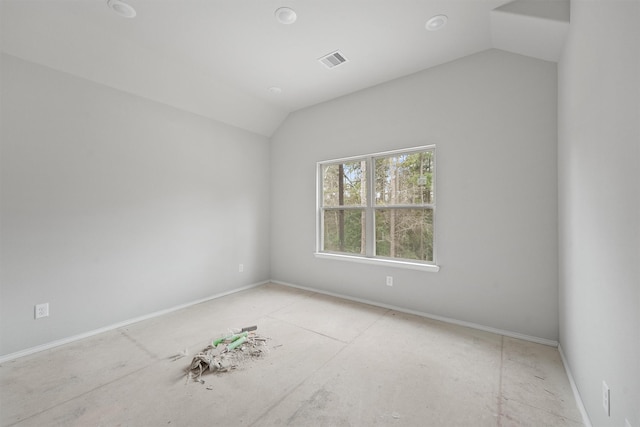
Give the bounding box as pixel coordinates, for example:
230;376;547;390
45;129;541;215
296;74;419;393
0;0;569;136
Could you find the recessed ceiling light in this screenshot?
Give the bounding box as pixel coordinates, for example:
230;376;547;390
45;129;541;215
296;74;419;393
107;0;136;18
274;7;297;25
425;14;447;31
268;87;283;95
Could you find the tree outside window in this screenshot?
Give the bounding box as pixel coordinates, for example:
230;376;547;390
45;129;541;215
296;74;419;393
319;146;435;264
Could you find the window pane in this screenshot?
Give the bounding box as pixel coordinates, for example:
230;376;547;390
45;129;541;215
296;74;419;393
375;209;433;262
322;161;367;207
375;151;434;206
323;209;365;254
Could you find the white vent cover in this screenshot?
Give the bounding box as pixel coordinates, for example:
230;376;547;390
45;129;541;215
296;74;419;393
318;51;347;69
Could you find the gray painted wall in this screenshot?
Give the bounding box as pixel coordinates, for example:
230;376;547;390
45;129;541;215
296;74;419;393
270;49;559;341
0;54;271;356
558;1;640;426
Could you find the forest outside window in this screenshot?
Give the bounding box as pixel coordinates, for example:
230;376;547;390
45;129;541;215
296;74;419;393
317;146;437;269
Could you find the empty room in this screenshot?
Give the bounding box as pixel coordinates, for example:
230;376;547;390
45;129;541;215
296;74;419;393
0;0;638;426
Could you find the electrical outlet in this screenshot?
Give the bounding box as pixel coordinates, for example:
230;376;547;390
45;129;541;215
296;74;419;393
35;303;49;319
386;276;393;287
602;381;610;416
239;264;244;273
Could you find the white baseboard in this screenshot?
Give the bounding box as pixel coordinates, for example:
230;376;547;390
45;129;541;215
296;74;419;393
558;344;592;427
1;278;559;364
1;277;592;427
0;281;267;364
271;279;559;347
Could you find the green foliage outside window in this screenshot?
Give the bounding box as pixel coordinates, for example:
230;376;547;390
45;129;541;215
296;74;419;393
320;148;435;263
323;210;364;254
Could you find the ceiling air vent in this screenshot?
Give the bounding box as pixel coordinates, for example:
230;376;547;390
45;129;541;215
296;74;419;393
319;51;348;69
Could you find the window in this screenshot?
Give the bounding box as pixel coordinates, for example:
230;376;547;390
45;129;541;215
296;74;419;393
317;146;438;271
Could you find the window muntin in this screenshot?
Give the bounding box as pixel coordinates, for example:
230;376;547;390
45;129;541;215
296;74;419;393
319;146;435;265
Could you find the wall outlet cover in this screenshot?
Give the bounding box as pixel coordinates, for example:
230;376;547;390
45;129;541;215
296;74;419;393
35;303;49;319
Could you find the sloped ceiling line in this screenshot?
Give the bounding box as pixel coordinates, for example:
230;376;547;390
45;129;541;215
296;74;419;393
0;0;569;137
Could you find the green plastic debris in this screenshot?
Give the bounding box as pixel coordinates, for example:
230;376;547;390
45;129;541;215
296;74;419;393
212;331;248;347
226;335;248;351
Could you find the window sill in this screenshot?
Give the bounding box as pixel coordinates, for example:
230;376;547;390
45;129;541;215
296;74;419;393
314;252;440;272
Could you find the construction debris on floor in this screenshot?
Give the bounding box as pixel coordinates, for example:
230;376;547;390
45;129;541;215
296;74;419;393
184;325;270;383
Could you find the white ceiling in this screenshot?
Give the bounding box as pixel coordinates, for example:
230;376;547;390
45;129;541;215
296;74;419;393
0;0;569;136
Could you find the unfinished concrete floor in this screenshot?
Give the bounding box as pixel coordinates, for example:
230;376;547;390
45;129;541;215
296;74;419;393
1;283;583;426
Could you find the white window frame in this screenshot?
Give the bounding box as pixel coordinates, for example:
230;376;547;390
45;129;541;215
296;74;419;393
315;145;440;272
